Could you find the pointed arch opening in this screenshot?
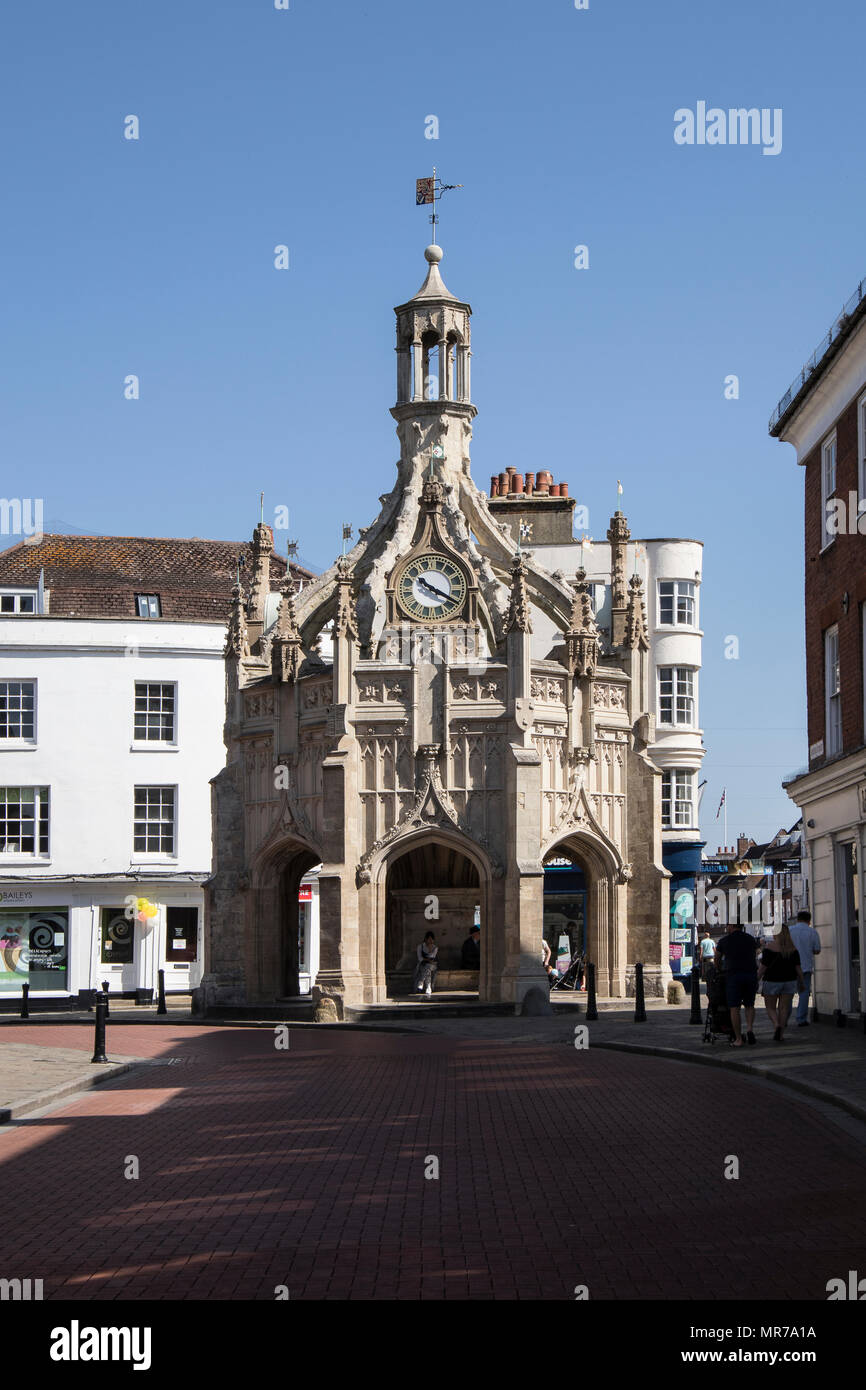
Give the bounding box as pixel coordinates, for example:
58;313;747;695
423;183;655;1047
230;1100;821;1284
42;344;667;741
249;837;321;1000
382;837;485;997
542;831;623;995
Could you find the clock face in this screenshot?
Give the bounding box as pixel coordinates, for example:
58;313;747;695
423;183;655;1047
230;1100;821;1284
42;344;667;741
397;553;467;622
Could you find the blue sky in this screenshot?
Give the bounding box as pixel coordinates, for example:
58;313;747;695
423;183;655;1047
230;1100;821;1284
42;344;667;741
2;0;864;840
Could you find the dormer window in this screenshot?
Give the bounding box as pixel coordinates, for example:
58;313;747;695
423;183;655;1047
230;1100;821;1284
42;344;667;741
136;594;161;618
0;590;37;615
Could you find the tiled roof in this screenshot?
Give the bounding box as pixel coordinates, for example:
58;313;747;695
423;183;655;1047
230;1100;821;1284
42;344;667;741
0;535;314;622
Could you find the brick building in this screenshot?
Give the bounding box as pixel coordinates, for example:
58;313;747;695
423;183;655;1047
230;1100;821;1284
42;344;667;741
771;272;866;1018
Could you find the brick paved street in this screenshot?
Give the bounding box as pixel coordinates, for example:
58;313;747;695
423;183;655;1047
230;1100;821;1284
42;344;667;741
1;1023;865;1301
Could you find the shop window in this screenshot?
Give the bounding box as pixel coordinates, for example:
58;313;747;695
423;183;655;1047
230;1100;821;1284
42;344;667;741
0;909;68;991
100;908;134;964
165;906;198;963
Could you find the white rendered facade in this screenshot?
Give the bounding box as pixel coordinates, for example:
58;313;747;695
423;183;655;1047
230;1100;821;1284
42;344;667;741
0;612;323;1002
529;536;705;835
0;617;224;1000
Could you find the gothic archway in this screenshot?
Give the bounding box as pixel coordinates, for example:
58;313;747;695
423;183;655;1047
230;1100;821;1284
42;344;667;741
378;833;488;997
248;836;320;1000
543;831;625;997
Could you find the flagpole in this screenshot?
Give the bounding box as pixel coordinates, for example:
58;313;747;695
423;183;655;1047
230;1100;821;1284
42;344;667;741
724;797;728;852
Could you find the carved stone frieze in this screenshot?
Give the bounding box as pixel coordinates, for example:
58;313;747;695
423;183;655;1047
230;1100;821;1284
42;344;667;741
593;682;627;711
301;678;333;710
244;690;275;719
530;676;565;703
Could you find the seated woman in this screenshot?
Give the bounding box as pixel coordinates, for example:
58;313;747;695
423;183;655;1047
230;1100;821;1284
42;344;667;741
413;931;439;998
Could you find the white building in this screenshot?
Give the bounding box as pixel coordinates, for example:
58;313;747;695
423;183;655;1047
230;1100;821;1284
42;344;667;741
0;534;314;1005
489;485;705;981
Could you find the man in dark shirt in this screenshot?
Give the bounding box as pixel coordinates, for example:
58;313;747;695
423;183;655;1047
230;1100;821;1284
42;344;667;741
461;926;481;970
715;922;760;1047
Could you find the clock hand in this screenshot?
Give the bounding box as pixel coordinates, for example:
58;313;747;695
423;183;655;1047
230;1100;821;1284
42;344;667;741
418;576;449;601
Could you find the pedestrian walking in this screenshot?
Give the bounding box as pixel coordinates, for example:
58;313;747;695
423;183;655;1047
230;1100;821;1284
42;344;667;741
714;921;760;1047
758;922;806;1042
699;930;716;980
787;910;821;1026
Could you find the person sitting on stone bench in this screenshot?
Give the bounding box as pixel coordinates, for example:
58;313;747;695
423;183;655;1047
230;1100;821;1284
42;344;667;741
461;925;481;970
413;931;439;998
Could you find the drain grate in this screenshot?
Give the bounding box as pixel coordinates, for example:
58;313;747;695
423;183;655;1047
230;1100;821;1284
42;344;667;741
135;1056;200;1067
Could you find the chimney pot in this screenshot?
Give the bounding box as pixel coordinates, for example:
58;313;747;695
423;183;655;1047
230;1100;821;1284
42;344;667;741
550;484;561;497
559;481;569;497
490;476;499;497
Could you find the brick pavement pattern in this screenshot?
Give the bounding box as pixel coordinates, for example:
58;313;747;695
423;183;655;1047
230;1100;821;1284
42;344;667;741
0;1023;865;1300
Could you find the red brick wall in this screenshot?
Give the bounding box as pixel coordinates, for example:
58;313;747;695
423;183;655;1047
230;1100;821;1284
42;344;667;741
804;385;866;762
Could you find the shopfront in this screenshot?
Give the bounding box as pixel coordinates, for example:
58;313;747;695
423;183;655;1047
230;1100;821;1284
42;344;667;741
0;902;69;995
0;883;205;1004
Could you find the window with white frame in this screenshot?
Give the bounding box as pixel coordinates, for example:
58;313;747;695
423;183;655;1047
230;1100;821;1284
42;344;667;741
133;786;176;855
0;786;49;855
821;432;837;548
658;667;696;726
658;580;696;627
662;771;695;828
0;590;37;614
0;681;36;742
136;594;161;618
825;624;842;757
134;683;176;742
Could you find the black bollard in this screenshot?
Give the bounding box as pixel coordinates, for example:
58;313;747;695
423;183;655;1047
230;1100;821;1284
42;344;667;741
633;962;647;1022
20;982;29;1019
157;968;167;1016
689;964;703;1024
101;980;110;1017
91;994;108;1063
585;961;598;1021
834;1008;846;1028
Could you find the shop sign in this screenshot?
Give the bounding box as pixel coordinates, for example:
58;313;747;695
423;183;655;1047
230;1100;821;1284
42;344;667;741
298;885;312;902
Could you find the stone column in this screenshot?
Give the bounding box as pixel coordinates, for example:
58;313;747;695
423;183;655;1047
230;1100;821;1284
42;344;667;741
397;344;411;403
412;340;423;401
438;335;448;399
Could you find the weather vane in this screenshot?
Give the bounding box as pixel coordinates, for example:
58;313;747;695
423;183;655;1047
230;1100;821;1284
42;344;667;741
517;518;532;554
341;522;353;556
416;167;464;242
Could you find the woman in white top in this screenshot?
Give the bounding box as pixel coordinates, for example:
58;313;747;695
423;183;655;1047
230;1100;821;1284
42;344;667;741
414;931;438;998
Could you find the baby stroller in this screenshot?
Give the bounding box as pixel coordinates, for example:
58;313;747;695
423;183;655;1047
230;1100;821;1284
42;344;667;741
703;964;732;1043
550;950;585;991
